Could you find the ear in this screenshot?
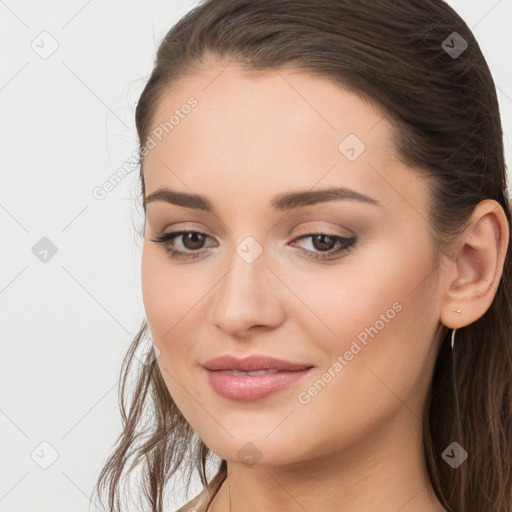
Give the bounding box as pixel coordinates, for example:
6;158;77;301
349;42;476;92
439;199;510;329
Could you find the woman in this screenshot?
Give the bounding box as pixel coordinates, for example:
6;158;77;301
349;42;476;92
94;1;512;511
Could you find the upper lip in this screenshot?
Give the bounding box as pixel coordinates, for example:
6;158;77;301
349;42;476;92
203;355;313;372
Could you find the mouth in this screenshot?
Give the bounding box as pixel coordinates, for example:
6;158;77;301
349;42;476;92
204;366;314;401
214;369;284;376
203;354;313;372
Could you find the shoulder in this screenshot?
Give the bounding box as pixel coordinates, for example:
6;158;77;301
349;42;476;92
174;470;226;512
174;492;208;512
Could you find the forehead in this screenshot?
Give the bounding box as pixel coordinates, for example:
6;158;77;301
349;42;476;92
142;61;424;216
145;60;394;154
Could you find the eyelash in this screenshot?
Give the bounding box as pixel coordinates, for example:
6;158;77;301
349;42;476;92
150;230;357;261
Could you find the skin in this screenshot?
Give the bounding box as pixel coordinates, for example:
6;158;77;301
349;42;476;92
140;57;509;512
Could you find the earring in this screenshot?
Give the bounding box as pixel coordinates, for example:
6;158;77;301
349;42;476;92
451;328;457;350
451;308;461;350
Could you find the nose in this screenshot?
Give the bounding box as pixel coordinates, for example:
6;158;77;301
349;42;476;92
208;241;286;338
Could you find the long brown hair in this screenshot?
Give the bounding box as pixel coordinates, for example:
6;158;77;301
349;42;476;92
93;1;512;510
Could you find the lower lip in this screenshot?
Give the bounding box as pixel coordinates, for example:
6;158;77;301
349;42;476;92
204;367;313;401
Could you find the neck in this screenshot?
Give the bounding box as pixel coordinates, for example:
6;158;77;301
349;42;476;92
207;412;447;512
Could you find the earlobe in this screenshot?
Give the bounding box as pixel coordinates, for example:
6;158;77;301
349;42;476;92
440;199;509;330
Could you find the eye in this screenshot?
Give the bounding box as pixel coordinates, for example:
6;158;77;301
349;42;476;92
150;230;216;260
150;230;357;262
290;233;357;261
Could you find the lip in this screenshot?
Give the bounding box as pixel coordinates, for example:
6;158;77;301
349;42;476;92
203;355;314;401
203;354;313;372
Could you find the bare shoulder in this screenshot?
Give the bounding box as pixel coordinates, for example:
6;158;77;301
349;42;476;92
174;491;208;512
174;470;226;512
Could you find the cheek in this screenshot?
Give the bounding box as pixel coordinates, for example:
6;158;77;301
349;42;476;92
140;246;201;355
286;244;409;344
290;239;438;404
141;243;198;318
141;248;206;412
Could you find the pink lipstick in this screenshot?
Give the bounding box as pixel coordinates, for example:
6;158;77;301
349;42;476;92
203;354;314;401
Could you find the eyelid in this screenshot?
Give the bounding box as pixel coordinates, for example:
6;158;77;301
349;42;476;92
157;221;214;236
291;224;356;239
153;220;355;242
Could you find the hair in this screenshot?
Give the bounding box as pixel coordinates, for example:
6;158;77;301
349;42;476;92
93;1;512;511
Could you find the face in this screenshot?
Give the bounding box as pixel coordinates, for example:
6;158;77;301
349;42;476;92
140;59;444;467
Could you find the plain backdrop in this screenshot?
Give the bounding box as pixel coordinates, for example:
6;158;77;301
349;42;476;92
1;1;511;511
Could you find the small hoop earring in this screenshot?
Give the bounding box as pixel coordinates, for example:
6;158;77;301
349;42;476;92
451;308;461;350
451;328;457;350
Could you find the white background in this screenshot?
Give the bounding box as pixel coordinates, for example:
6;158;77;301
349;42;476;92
1;1;511;511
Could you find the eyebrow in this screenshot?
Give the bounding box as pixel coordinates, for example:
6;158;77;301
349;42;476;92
145;186;381;213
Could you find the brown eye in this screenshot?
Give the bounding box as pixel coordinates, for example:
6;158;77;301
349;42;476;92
150;230;216;260
180;232;207;250
291;233;357;261
310;234;337;251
